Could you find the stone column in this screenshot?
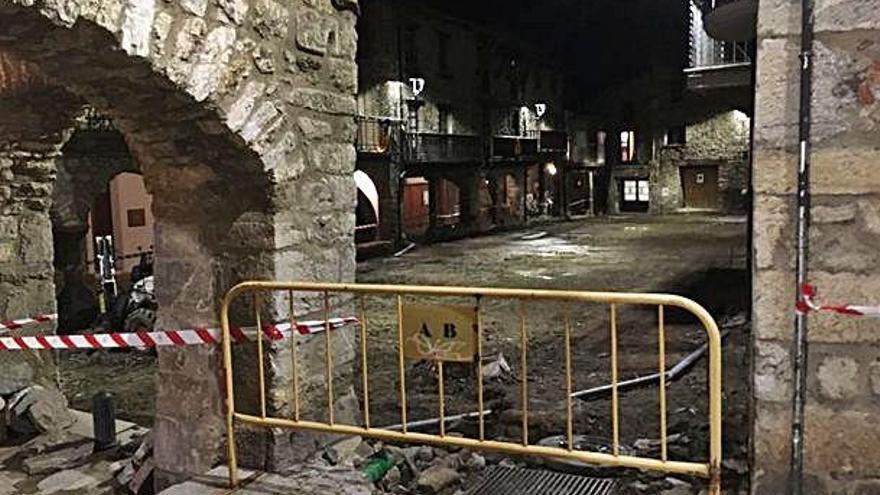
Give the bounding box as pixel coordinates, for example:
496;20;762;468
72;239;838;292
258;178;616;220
752;1;880;493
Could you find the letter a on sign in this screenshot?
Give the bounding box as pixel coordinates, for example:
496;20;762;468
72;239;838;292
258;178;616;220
401;304;476;362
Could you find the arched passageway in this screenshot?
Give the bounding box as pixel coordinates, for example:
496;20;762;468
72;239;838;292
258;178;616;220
0;0;359;486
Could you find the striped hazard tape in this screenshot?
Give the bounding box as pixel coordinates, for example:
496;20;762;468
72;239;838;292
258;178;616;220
796;284;880;317
0;317;358;351
1;313;58;332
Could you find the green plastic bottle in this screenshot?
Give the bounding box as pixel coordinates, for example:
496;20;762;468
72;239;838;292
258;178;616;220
363;452;396;483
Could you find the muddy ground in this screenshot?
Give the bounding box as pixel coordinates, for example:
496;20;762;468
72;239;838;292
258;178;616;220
58;214;750;493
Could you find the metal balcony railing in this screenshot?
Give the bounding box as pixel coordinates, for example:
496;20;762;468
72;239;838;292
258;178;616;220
688;0;751;69
537;130;568;153
403;132;483;164
490;135;538;160
356;116;400;155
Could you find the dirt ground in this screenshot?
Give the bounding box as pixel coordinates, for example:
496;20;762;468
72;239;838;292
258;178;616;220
58;214;751;493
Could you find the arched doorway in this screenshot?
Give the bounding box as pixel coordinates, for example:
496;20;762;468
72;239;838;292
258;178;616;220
0;0;360;484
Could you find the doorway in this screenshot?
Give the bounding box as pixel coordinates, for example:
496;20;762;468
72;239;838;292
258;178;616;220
681;165;719;210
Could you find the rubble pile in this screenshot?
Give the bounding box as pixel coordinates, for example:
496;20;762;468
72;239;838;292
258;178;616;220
1;385;75;439
322;436;491;495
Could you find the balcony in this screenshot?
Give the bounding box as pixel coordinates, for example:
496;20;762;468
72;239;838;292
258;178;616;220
403;132;483;164
356;116;399;155
686;0;752;92
490;135;538;161
537;130;568;154
698;0;758;42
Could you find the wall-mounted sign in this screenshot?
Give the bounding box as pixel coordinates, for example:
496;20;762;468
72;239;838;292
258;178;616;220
535;103;547;118
409;77;426;97
402;304;476;362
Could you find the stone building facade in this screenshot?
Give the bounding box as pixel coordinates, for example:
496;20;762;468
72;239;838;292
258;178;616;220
752;0;880;493
0;0;358;488
652;110;751;214
355;0;569;250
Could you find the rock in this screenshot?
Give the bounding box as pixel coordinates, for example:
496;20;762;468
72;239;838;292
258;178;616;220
36;469;100;494
325;436;363;465
462;452;486;470
661;487;692;495
132;432;154;464
378;465;400;492
22;441;93;475
128;458;155;494
26;386;75;433
417;466;461;494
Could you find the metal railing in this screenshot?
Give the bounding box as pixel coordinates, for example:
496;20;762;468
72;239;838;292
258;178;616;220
221;282;723;493
490;135;538;159
356;116;399;154
403;132;483;163
689;0;752;69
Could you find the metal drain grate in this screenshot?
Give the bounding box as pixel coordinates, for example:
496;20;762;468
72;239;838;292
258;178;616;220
467;466;618;495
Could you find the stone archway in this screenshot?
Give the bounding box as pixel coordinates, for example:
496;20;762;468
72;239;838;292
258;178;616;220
0;0;358;486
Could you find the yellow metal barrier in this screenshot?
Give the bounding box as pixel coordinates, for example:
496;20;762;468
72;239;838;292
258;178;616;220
221;282;723;494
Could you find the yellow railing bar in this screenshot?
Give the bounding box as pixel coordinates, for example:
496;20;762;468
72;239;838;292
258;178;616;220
324;292;335;425
610;303;619;457
255;293;266;419
220;281;723;493
289;290;300;422
564;308;574;452
519;300;528;446
359;296;370;429
475;296;485;441
438;360;446;437
396;295;408;432
659;304;668;462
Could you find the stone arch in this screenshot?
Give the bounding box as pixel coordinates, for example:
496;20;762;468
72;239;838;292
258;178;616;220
0;0;359;486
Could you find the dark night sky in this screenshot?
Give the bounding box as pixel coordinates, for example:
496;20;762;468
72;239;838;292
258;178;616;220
419;0;690;108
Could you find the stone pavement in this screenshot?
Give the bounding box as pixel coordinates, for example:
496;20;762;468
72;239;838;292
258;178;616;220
0;410;148;495
157;466;374;495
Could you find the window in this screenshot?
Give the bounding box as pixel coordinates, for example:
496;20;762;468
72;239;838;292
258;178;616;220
437;31;451;76
666;126;686;145
127;208;146;227
623;180;650;202
620;130;636;163
595;131;607;165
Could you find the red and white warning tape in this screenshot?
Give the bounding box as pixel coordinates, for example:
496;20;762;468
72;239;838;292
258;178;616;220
796;284;880;317
0;317;358;351
1;313;58;332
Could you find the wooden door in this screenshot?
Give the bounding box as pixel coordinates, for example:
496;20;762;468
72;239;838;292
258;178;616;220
681;166;719;209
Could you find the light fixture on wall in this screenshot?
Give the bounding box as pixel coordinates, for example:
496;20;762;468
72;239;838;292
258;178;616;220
545;162;557;176
535;103;547;119
409;77;426;97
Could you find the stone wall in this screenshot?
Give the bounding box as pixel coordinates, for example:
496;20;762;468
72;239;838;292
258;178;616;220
752;1;880;493
653;111;750;214
357;0;565;134
0;0;358;487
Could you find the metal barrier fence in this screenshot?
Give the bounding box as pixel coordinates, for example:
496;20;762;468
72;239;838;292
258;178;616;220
221;282;722;493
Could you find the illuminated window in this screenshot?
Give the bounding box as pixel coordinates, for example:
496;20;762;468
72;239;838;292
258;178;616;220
620;130;636;163
596;131;606;165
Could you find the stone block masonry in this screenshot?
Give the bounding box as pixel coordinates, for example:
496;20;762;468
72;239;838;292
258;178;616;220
752;0;880;493
0;0;359;489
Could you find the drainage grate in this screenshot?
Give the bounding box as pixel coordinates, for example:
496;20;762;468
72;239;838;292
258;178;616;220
467;466;618;495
